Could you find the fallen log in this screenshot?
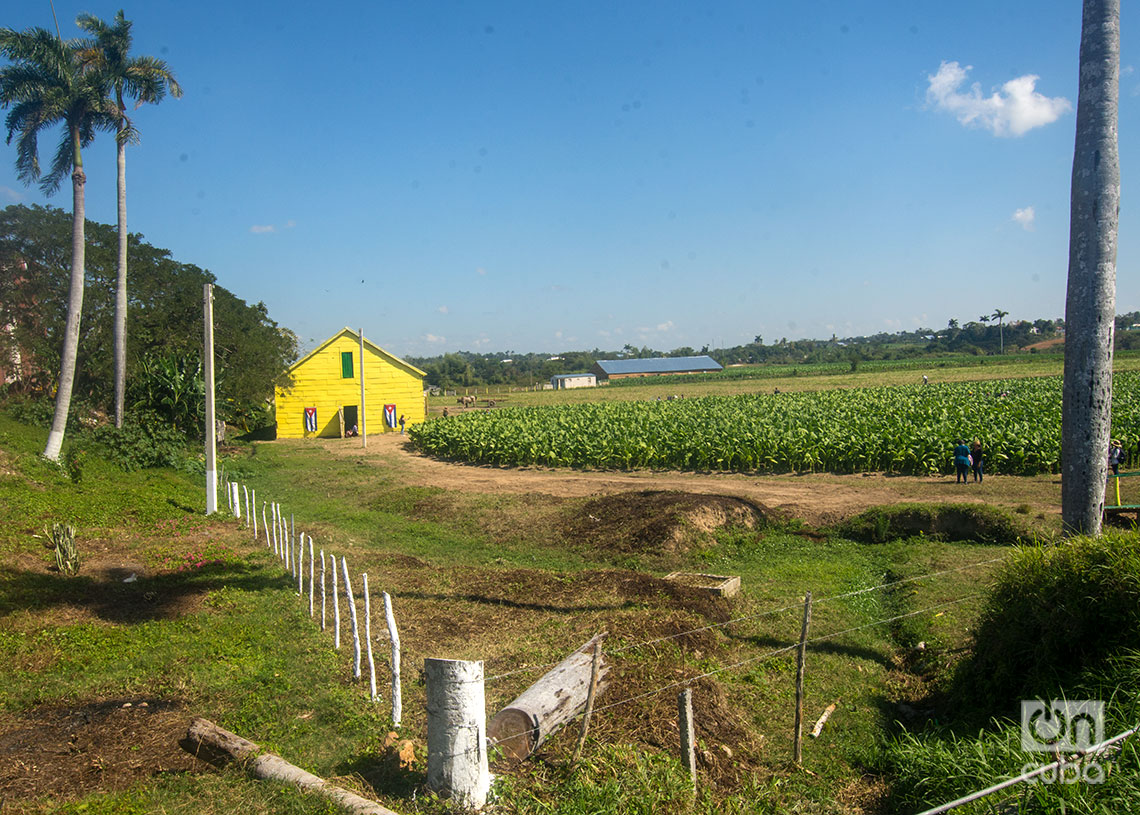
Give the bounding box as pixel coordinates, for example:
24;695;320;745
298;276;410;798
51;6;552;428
181;717;401;815
488;633;609;761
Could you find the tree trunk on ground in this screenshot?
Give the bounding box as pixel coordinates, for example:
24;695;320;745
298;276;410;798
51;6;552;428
488;634;608;761
1061;0;1120;535
43;133;87;462
113;125;127;428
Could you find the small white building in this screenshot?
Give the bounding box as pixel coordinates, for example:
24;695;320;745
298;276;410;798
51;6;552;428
551;373;597;390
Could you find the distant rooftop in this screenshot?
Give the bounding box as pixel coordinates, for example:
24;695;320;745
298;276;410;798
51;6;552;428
593;356;723;376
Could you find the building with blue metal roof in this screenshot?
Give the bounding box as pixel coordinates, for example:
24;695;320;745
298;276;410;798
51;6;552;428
590;355;723;380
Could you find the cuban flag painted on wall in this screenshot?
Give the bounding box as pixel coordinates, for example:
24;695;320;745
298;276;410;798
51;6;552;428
304;407;317;432
384;404;397;429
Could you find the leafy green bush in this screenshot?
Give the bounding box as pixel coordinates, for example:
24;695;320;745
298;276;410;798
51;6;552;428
956;533;1140;706
835;503;1031;544
83;411;190;471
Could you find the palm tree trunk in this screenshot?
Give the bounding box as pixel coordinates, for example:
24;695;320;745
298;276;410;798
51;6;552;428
1061;0;1120;535
113;124;127;428
43;129;87;462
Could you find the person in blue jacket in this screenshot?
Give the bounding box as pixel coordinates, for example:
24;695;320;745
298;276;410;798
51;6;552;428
954;439;971;484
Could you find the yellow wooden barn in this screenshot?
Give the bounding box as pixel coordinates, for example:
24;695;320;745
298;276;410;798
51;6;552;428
274;328;425;439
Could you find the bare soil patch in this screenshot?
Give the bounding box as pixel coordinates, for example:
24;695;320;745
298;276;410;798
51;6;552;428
0;697;204;805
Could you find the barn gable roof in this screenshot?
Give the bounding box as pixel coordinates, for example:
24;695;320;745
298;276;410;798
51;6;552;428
288;327;426;378
593;355;722;376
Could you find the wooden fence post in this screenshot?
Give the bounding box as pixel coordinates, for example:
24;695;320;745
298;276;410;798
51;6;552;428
572;635;603;762
243;485;249;527
425;658;490;809
383;591;402;727
308;536;315;617
364;573;378;701
262;504;270;549
251;489;257;537
333;556;341;648
793;590;813;766
297;531;304;595
320;549;327;631
271;502;278;555
679;687;697;795
342;557;362;680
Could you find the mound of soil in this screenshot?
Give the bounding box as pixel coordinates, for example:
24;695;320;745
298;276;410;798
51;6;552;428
0;697;204;803
836;503;1030;544
566;491;779;555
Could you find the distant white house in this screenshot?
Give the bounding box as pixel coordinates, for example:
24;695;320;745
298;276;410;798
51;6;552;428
551;373;597;390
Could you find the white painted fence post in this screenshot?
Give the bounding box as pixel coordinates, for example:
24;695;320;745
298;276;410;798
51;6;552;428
342;557;362;680
243;485;249;527
425;658;490;809
232;483;241;519
252;489;257;537
308;536;315;617
320;549;327;630
333;558;341;648
383;591;402;727
297;532;304;595
262;504;270;548
364;574;378;701
271;502;278;554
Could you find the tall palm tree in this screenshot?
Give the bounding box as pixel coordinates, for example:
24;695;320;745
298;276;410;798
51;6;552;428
1062;0;1120;535
77;11;181;429
991;308;1009;354
0;26;116;461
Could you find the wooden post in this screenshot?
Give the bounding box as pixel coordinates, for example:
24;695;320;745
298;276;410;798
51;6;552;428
364;573;378;701
271;502;278;555
262;504;270;548
488;634;609;761
320;550;327;631
342;557;362;679
573;635;603;762
678;687;697;795
243;484;249;527
297;532;304;595
383;591;402;727
425;658;490;809
793;590;812;766
308;536;315;617
203;283;218;515
232;482;241;519
251;489;257;537
333;555;341;648
359;328;367;448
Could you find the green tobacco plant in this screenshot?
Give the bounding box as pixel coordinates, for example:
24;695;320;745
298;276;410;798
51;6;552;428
51;522;79;575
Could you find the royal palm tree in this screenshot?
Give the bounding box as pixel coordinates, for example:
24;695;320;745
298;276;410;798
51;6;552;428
0;26;116;461
1062;0;1120;535
990;308;1009;354
77;11;181;429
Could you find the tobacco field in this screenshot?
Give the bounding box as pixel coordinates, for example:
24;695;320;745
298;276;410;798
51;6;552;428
411;373;1140;475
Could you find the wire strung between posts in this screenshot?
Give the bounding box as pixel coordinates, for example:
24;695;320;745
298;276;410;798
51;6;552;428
484;555;1003;683
588;594;982;717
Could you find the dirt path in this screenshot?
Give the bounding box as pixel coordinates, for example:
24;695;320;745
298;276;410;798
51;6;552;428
313;433;1061;527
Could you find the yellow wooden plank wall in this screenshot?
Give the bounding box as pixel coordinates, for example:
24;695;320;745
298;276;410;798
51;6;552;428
275;334;425;438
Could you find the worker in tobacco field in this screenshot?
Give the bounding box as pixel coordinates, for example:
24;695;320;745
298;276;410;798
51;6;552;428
971;438;984;483
953;439;972;484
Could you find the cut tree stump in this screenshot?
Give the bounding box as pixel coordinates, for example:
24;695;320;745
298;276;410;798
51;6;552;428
488;634;609;761
181;717;401;815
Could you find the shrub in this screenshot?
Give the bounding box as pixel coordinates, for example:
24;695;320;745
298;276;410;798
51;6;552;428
83;411;190;471
956;532;1140;707
51;522;79;575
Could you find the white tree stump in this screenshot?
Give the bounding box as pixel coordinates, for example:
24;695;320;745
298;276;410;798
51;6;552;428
383;592;402;727
488;634;609;761
425;658;490;809
342;557;362;679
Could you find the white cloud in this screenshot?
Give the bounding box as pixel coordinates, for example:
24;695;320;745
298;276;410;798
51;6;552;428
423;333;446;344
656;320;675;332
1013;206;1036;230
285;219;296;229
250;224;276;234
926;61;1071;137
0;186;22;203
438;305;449;314
476;267;487;276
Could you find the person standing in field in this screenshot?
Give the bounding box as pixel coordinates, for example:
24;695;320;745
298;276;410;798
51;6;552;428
1109;439;1124;475
954;439;971;484
971;438;984;482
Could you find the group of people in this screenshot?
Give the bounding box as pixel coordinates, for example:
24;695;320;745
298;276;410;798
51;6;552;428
952;438;985;483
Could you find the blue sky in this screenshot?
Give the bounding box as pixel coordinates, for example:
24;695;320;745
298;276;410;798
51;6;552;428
3;1;1137;358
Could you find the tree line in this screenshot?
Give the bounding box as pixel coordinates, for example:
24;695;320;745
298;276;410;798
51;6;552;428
0;203;297;434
